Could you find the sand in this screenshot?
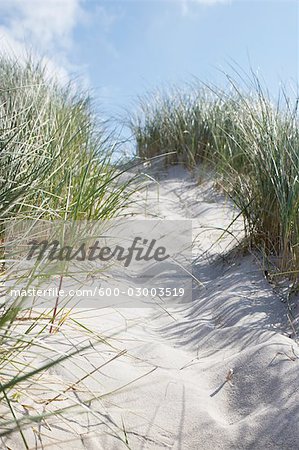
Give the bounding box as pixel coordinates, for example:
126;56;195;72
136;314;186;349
3;166;299;449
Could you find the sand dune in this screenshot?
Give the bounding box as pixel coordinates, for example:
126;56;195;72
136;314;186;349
4;167;298;449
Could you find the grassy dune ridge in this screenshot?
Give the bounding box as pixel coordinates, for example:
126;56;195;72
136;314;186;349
130;75;299;283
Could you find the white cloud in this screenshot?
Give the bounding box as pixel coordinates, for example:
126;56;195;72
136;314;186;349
0;0;85;83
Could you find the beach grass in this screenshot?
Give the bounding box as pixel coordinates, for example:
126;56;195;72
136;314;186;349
0;55;134;443
129;74;299;283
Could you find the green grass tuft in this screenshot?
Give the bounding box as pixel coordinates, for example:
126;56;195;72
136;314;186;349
129;74;299;281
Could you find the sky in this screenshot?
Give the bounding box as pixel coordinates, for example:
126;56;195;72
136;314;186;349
0;0;298;122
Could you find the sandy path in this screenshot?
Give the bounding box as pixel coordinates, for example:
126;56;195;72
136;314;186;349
5;166;299;450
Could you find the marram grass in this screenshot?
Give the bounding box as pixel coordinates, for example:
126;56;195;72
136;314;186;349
130;75;299;282
0;55;134;445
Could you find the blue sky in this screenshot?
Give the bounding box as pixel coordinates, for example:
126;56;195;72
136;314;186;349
0;0;298;119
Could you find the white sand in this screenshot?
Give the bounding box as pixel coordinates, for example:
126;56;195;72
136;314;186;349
4;166;299;449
